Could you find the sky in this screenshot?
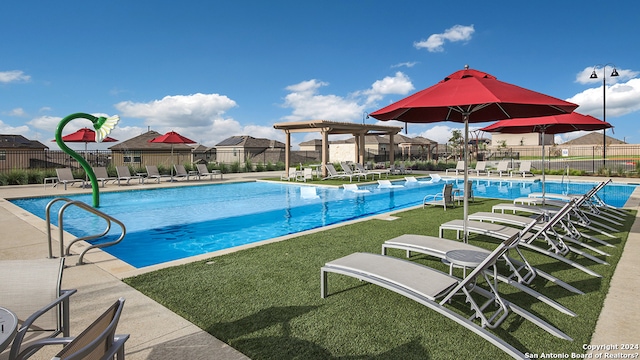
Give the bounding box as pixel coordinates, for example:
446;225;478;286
1;0;639;152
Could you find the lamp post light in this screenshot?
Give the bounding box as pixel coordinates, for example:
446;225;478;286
589;64;619;168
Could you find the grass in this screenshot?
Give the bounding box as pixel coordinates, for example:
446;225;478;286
124;198;633;359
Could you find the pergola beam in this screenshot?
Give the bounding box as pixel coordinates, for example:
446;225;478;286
273;120;402;177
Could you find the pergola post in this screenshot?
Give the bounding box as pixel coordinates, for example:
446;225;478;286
389;133;395;166
358;133;365;165
284;131;291;171
321;128;329;177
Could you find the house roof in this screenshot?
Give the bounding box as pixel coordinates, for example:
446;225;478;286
299;139;323;146
109;130;195;151
215;135;285;148
561;132;624;145
0;134;48;149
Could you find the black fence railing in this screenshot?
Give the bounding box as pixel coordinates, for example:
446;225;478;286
2;145;639;175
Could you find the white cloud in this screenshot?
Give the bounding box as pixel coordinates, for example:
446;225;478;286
0;70;30;83
414;25;475;52
114;93;237;127
281;79;365;122
361;72;415;105
6;108;26;117
567;77;640;118
391;61;418;68
0;120;30;134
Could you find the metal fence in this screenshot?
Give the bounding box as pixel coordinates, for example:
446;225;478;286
2;144;639;175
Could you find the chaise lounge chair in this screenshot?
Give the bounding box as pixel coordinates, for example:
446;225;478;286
321;232;571;359
439;200;604;277
145;165;172;183
116;166;145;186
487;161;510;177
173;164;194;181
468;161;487;176
510;161;534;177
445;160;466;175
92;166;117;187
323;164;359;182
377;179;404;189
354;162;388;179
196;163;223;180
343;183;370;193
54;168;86;190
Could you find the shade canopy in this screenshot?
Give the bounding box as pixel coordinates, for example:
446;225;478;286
369;68;578;123
369;66;579;243
480;112;611;134
148;131;196;144
56;127;118;143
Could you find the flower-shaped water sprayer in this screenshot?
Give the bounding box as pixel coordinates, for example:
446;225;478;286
55;113;120;207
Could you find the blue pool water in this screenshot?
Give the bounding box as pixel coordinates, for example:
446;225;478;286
10;179;635;268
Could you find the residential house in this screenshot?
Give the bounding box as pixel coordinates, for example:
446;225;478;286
109;130;195;169
0;134;49;171
215;135;286;165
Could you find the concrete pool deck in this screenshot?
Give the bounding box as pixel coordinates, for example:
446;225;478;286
1;171;638;359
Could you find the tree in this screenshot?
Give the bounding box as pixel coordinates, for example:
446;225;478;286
448;130;464;160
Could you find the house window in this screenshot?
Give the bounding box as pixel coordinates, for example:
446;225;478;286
0;150;5;161
123;152;141;163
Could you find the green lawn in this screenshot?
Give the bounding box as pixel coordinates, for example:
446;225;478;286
125;198;633;359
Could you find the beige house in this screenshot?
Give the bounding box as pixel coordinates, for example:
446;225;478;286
491;132;553;146
215;135;286;165
109;130;194;169
0;134;49;171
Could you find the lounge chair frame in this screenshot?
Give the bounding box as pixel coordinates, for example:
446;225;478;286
423;183;454;210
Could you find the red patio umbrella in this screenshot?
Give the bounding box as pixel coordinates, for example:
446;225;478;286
481;112;612;202
148;131;196;178
54;127;118;152
369;66;579;242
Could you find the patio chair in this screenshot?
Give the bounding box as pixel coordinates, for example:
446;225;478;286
116;166;145;186
54;168;85;190
145;165;171;183
343;183;370;193
281;167;298;181
487;161;510;177
196;163;223;180
445;161;466;175
296;167;313;182
510;161;535;177
173;164;193;181
14;297;129;360
0;258;77;360
92;167;117;187
423;183;454;210
469;161;487;176
453;180;474;205
321;232;571;360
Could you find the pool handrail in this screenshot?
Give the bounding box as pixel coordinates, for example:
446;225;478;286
46;197;126;265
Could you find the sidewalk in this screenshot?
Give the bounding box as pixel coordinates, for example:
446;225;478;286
1;172;638;358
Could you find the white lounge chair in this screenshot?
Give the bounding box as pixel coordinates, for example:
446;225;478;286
297;167;313;182
196;163;223;180
510;161;535;177
54;168;86;190
343;183;370;193
377;179;404;188
321;232;571;360
300;186;320;199
469;161;487;176
423;183;454;210
488;161;510;177
116;166;145;185
445;161;466;175
92;166;117;187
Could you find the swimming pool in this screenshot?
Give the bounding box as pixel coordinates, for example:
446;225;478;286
10;179;635;268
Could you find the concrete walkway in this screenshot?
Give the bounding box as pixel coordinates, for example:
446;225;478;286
1;171;638;358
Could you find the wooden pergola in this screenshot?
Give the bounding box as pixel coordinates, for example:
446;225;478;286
273;120;403;177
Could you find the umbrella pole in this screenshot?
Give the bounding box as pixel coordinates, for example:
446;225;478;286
463;116;469;243
542;130;546;206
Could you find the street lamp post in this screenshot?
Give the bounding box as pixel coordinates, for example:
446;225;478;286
589;64;619;168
